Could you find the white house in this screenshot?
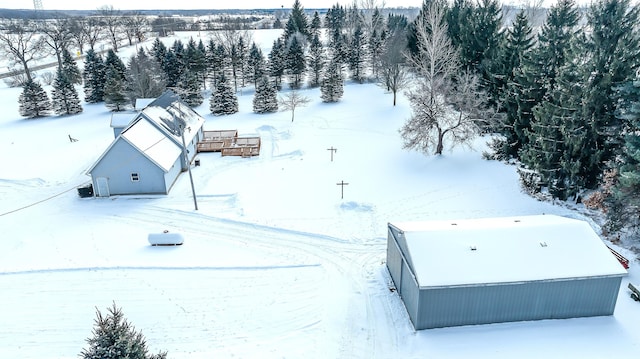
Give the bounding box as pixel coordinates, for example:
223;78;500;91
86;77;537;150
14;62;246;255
387;215;628;329
87;90;204;197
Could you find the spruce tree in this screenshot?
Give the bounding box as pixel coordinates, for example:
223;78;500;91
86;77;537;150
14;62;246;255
284;0;310;41
104;49;127;83
176;70;204;107
320;60;344;103
348;24;367;83
247;42;266;85
520;42;586;199
286;35;306;89
83;49;106;103
18;80;51;118
487;10;535;158
61;48;82;85
184;38;207;90
607;78;640;232
579;0;640;188
310;11;322;39
126;48;166;102
52;67;82;115
151;37;167;68
268;38;286;90
210;74;238;115
104;65;129;111
253;75;278;114
458;0;504;76
207;41;226;88
512;0;580;158
307;34;325;87
80;303;167;359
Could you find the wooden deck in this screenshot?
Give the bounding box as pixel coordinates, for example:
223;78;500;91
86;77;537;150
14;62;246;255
197;130;260;157
221;137;261;157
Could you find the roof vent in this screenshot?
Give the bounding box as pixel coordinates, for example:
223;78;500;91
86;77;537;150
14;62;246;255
540;241;548;247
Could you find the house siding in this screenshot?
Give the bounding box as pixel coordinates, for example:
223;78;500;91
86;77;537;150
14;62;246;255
91;140;169;195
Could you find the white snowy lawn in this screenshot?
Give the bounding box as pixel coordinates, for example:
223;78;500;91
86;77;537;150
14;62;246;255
1;29;639;359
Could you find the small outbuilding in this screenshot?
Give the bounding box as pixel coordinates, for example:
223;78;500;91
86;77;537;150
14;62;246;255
386;215;627;330
87;90;204;197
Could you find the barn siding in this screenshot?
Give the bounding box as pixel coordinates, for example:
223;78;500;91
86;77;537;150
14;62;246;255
415;276;623;329
387;228;420;327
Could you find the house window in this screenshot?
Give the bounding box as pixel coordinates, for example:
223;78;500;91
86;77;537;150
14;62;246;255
131;172;140;182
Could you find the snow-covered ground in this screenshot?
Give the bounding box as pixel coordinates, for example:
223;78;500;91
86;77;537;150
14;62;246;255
1;29;639;359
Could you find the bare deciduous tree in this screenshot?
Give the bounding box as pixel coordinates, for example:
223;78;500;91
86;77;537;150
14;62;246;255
400;2;491;155
122;13;148;46
39;18;72;68
69;17;89;55
279;90;311;122
380;28;410;106
98;5;122;52
82;17;104;52
0;20;46;83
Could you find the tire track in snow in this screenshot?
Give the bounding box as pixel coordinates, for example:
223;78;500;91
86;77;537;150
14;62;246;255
119;205;402;359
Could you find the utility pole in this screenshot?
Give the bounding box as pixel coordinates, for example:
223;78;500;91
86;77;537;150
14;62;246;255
180;124;198;211
336;180;349;200
327;146;337;162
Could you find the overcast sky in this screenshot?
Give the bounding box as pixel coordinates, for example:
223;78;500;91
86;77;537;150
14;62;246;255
3;0;424;11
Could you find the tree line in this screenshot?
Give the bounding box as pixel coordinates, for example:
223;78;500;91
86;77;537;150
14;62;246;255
4;0;640;237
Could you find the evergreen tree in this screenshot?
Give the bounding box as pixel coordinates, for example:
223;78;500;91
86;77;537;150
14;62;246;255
104;49;127;83
607;78;640;232
458;0;504;77
284;0;310;41
163;50;182;88
511;0;580;158
348;24;367;83
369;8;387;80
247;42;266;85
83;49;106;103
207;40;225;88
18;80;51;118
104;65;129;111
210;74;238;115
286;35;306;89
61;48;82;85
307;33;325;87
184;38;207;89
252;75;278;113
176;70;204;107
52;67;82;115
268;38;286;90
487;10;535;158
520;42;586;199
310;11;322;39
126;48;166;103
579;0;640;188
235;36;248;88
151;37;167;68
80;303;167;359
320;59;344;103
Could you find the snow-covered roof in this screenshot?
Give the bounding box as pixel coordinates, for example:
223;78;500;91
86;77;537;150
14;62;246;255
141;90;204;145
134;98;155;111
390;215;627;288
110;113;136;129
120;118;182;172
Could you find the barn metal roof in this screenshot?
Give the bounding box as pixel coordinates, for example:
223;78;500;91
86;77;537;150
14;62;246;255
389;215;627;288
